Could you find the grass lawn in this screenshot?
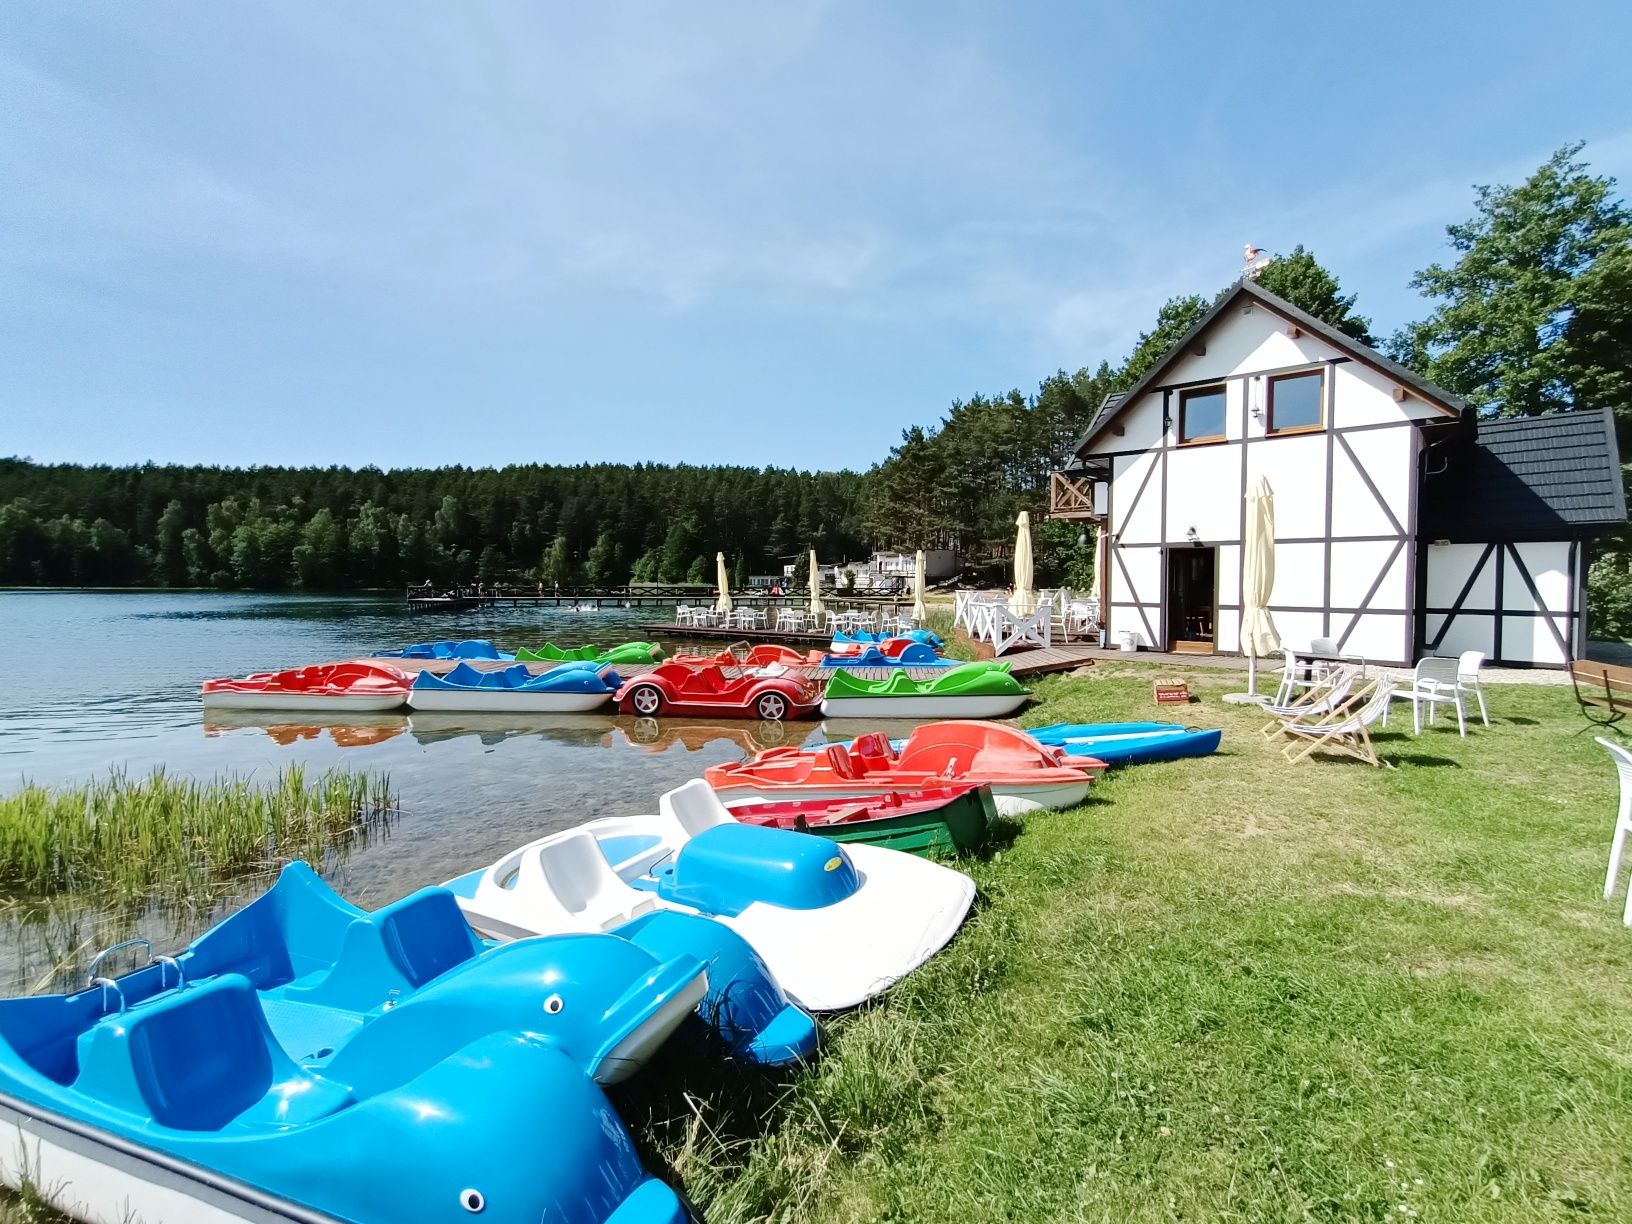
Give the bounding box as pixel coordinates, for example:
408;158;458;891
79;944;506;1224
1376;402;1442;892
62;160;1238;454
621;662;1632;1221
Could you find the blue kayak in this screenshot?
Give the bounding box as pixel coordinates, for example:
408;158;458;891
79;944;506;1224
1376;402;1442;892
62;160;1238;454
1026;721;1222;766
810;721;1222;767
0;862;694;1223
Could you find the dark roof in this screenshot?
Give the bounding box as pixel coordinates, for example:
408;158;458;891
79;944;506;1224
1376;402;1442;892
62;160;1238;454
1072;278;1467;455
1419;407;1626;542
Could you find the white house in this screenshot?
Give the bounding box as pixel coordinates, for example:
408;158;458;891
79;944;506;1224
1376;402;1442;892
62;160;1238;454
1050;278;1624;666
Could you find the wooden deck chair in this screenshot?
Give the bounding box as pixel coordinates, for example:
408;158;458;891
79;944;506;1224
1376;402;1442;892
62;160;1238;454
1259;664;1361;739
1278;678;1397;767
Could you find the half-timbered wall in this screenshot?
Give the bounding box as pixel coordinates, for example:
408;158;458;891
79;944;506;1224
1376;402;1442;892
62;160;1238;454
1086;302;1441;666
1423;540;1585;666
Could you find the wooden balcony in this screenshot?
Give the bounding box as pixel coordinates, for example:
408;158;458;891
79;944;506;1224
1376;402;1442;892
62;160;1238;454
1048;468;1098;520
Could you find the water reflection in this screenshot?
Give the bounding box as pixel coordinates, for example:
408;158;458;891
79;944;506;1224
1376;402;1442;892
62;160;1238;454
203;712;410;748
405;711;617;749
608;717;815;756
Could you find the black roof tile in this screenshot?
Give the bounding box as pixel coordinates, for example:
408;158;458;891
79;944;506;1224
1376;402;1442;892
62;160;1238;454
1420;407;1626;542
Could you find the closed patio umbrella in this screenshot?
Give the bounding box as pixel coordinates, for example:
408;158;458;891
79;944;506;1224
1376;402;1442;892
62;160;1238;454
808;549;825;620
715;552;733;614
1234;476;1280;700
1008;511;1035;615
911;549;928;624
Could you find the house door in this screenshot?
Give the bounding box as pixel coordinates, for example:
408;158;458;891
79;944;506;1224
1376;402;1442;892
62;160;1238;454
1165;547;1217;653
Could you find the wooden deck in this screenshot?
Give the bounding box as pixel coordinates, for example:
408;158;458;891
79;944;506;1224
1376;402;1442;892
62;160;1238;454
997;645;1102;677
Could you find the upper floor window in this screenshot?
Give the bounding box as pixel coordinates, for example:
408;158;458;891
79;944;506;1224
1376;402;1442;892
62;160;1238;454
1267;369;1325;434
1178;385;1226;444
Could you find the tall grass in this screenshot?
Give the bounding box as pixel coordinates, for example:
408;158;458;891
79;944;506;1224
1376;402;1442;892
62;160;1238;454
0;766;397;902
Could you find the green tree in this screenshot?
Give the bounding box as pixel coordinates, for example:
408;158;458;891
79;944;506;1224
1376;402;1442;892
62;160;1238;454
539;535;574;587
685;554;709;584
154;498;189;586
731;552;750;590
292;508;346;589
630;547;662;583
1254;245;1373;342
660;517;702;583
584;531;622;587
1117;295;1211;390
1390;143;1632;425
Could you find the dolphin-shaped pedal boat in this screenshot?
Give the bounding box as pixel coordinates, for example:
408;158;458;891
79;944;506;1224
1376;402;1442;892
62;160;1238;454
0;863;697;1224
449;780;976;1013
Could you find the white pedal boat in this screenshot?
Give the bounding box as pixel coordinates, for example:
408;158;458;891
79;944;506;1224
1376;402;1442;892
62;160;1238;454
404;661;618;713
450;780;976;1012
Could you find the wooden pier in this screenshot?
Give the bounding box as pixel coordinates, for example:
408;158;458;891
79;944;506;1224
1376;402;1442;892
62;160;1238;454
404;584;915;614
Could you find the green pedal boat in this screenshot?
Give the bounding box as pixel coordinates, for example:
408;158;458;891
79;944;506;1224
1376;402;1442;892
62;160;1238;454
820;660;1029;718
515;641;665;666
723;784;999;856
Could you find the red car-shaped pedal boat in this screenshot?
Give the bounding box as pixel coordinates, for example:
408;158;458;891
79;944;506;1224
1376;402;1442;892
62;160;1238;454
614;661;822;721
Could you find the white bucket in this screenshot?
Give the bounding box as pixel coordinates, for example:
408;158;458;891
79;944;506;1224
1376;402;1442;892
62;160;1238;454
1117;630;1137;653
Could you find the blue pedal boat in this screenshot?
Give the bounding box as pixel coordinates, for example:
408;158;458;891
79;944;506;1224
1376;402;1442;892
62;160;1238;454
817;644;952;668
831;628;945;650
1025;721;1223;766
376;639;514;661
0;863;696;1224
406;661;622;713
443;862;820;1067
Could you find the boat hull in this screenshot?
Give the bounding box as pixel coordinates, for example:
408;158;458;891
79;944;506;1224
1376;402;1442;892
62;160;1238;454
728;787;998;856
404;690;613;713
819;694;1029;719
199;692;406;712
0;1090;326;1224
718;778;1086;816
1030;722;1223;766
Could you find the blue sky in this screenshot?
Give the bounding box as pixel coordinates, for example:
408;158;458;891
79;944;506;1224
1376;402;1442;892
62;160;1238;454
4;2;1631;472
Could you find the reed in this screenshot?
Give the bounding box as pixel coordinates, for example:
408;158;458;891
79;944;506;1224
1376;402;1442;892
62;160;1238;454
0;766;397;901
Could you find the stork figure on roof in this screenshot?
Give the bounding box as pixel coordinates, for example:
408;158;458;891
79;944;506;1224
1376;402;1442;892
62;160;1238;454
1243;243;1272;278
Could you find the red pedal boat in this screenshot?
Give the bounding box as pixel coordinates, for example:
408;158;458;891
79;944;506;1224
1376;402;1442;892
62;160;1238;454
706;720;1102;815
614;661;821;721
673;644;814;671
200;661;411;711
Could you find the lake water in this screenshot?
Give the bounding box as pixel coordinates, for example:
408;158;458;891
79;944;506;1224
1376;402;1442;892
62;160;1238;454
0;590;847;993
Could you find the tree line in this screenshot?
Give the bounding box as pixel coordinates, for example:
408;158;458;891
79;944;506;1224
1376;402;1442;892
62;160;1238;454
2;144;1628;626
0;461;866;591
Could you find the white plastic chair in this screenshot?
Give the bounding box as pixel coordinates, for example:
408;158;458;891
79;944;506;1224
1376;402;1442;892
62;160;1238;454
1457;650;1490;726
1597;737;1632;926
675;604;694;625
1401;656;1468;736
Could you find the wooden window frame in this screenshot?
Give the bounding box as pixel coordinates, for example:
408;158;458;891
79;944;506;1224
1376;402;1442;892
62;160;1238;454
1266;368;1326;436
1177;384;1228;446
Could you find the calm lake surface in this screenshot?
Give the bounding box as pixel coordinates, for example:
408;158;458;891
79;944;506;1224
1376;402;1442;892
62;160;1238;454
0;590;879;993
